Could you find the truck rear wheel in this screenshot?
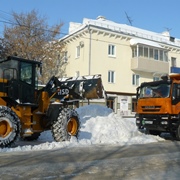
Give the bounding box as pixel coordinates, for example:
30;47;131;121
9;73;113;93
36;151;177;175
52;108;80;142
0;106;20;148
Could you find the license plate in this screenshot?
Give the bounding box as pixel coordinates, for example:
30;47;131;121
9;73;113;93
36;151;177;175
145;121;153;124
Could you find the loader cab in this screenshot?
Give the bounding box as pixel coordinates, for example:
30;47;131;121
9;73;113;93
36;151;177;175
0;56;41;105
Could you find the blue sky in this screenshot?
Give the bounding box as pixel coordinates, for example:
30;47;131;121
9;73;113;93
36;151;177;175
0;0;180;38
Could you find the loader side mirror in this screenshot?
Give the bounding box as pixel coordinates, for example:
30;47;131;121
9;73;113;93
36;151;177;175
38;63;42;75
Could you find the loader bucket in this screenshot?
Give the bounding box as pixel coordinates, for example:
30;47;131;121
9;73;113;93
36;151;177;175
59;74;106;100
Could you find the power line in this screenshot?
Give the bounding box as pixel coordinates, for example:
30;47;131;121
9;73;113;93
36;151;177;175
0;19;67;34
0;9;133;46
0;9;68;37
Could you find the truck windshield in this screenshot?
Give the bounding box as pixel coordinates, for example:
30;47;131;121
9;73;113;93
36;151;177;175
139;83;170;98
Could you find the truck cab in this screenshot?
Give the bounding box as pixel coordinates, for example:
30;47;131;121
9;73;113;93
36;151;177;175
136;74;180;139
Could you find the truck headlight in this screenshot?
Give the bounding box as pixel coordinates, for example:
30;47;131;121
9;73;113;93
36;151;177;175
161;121;168;125
136;120;140;124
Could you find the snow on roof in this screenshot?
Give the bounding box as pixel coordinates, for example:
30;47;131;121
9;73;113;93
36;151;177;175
130;38;163;48
65;16;180;47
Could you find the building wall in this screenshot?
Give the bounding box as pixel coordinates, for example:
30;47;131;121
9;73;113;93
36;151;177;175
65;30;138;94
65;34;90;76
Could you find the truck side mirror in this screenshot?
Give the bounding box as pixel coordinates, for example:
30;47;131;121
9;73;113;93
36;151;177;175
136;87;140;99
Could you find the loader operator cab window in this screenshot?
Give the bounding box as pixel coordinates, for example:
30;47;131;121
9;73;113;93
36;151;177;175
0;59;18;80
20;62;32;85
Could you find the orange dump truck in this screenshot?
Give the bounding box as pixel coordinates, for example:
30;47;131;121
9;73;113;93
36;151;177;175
136;74;180;139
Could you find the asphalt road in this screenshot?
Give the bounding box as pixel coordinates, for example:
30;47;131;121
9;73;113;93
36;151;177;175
1;140;180;180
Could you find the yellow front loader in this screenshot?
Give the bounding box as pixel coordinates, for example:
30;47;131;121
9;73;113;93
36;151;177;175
0;56;105;148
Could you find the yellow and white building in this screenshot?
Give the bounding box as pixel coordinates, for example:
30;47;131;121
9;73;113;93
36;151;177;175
60;16;180;116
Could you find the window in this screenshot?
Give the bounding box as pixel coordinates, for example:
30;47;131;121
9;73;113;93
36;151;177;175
108;44;116;56
171;57;176;67
76;46;80;58
132;47;137;57
132;74;139;86
164;51;168;62
58;51;68;63
149;48;153;59
75;71;80;77
108;71;115;83
159;50;163;61
154;49;158;60
139;46;143;57
63;51;68;62
139;83;170;98
144;47;148;58
133;45;168;62
132;98;137;112
20;62;32;84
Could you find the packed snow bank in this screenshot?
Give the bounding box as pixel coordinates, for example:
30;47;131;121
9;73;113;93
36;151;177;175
0;105;164;152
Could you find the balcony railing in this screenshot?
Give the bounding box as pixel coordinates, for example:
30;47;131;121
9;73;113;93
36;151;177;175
131;57;169;73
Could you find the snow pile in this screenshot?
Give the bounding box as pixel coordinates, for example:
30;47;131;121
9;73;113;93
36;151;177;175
0;105;164;152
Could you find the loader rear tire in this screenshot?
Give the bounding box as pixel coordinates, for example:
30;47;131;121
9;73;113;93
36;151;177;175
52;108;80;142
0;106;20;148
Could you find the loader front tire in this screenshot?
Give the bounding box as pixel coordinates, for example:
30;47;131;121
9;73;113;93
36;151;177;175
0;106;20;148
52;108;80;142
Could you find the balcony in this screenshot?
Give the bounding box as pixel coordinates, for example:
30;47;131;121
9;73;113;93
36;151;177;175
131;57;169;73
170;67;180;73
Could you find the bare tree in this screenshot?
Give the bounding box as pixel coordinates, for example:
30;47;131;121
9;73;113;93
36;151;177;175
0;10;66;83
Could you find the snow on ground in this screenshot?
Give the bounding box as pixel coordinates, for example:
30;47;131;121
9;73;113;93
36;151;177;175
0;105;164;152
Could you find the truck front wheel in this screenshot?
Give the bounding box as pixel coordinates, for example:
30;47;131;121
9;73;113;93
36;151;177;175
175;125;180;140
146;129;161;136
51;108;80;142
0;106;20;148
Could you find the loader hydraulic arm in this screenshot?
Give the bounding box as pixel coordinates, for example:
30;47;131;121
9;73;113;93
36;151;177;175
44;76;60;94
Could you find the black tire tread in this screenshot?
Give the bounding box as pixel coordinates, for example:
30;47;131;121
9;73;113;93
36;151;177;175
0;106;21;148
51;108;80;142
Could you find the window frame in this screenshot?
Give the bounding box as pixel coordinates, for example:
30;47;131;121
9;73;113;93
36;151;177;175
171;57;176;67
108;70;115;83
76;46;80;58
132;74;140;86
108;44;116;57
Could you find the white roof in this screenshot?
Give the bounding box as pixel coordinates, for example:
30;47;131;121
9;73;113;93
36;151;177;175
130;38;163;48
63;16;180;47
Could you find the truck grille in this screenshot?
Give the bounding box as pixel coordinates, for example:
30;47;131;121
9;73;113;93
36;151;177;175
141;106;161;112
